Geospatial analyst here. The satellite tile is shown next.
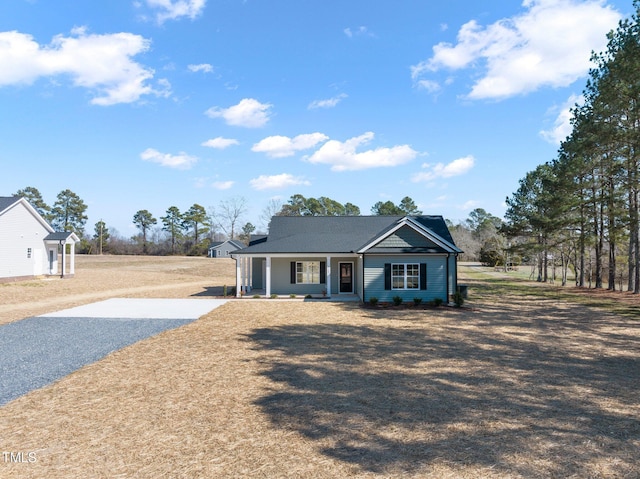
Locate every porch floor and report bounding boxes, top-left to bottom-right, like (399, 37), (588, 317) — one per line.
(237, 290), (360, 302)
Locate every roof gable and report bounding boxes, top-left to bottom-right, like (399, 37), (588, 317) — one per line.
(357, 216), (461, 254)
(0, 196), (55, 234)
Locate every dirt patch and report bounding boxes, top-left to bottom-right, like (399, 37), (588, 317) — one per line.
(1, 257), (639, 478)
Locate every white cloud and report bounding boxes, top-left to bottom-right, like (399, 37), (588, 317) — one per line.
(344, 26), (374, 38)
(252, 133), (329, 158)
(142, 0), (206, 24)
(201, 137), (239, 149)
(306, 132), (417, 171)
(249, 173), (311, 190)
(212, 180), (234, 190)
(205, 98), (272, 128)
(0, 29), (167, 105)
(412, 155), (475, 182)
(412, 0), (621, 100)
(540, 93), (583, 144)
(308, 93), (348, 109)
(188, 63), (213, 73)
(141, 148), (197, 169)
(460, 200), (480, 210)
(415, 80), (441, 94)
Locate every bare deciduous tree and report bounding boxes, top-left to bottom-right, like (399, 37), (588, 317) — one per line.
(260, 198), (283, 231)
(210, 196), (247, 239)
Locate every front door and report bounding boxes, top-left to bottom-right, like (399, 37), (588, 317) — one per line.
(339, 262), (353, 293)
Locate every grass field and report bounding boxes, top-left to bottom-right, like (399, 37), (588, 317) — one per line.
(1, 256), (639, 478)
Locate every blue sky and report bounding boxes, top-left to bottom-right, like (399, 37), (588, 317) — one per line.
(0, 0), (630, 237)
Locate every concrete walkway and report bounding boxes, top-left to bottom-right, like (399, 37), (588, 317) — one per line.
(0, 298), (227, 406)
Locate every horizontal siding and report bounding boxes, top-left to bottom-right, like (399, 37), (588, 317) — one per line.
(363, 254), (448, 303)
(270, 257), (326, 295)
(0, 203), (51, 279)
(265, 256), (359, 296)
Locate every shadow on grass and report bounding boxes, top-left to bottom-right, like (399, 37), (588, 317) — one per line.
(247, 299), (640, 477)
(191, 286), (225, 297)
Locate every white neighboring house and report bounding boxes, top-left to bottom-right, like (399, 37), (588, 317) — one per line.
(0, 196), (80, 282)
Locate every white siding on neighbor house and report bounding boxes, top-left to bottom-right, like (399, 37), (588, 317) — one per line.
(363, 254), (448, 303)
(0, 203), (51, 279)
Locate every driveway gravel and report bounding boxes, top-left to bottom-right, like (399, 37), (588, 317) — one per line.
(0, 298), (227, 406)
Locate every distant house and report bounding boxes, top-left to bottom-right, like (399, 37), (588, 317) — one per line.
(231, 215), (462, 302)
(208, 239), (244, 258)
(0, 196), (79, 282)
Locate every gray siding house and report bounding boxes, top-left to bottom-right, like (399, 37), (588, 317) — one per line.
(208, 239), (244, 258)
(231, 215), (462, 302)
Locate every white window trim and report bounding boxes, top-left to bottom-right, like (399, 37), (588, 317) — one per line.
(391, 263), (420, 290)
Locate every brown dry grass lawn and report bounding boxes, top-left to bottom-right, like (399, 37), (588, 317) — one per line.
(1, 256), (639, 478)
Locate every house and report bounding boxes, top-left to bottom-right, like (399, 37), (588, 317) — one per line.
(0, 196), (79, 282)
(231, 215), (462, 302)
(208, 239), (244, 258)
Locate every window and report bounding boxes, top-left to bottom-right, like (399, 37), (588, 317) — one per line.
(27, 248), (32, 259)
(392, 263), (420, 289)
(296, 261), (320, 284)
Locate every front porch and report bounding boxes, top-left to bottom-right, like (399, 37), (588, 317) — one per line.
(44, 232), (80, 278)
(234, 254), (363, 301)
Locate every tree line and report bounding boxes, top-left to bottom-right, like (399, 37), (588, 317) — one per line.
(503, 2), (640, 291)
(17, 187), (493, 257)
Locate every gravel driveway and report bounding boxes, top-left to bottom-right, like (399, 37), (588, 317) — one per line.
(0, 298), (227, 406)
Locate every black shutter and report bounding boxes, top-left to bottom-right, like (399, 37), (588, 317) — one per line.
(320, 261), (326, 284)
(384, 263), (391, 290)
(420, 263), (427, 290)
(291, 261), (297, 284)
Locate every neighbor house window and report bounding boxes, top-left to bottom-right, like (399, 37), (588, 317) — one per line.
(27, 248), (32, 259)
(296, 261), (320, 284)
(392, 263), (420, 289)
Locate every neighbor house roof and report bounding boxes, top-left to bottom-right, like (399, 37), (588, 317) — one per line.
(209, 239), (244, 250)
(232, 215), (461, 255)
(0, 196), (21, 213)
(44, 232), (80, 243)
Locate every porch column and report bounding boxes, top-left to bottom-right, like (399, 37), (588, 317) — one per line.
(69, 242), (75, 275)
(236, 257), (242, 297)
(246, 257), (252, 293)
(265, 256), (272, 297)
(326, 256), (331, 298)
(242, 258), (251, 294)
(60, 242), (66, 278)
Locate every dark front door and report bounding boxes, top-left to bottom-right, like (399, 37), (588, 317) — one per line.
(339, 262), (353, 293)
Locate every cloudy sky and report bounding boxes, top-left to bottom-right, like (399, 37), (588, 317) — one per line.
(0, 0), (629, 235)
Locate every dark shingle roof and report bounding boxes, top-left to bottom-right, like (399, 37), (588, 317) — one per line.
(234, 215), (459, 255)
(0, 196), (20, 213)
(44, 232), (75, 241)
